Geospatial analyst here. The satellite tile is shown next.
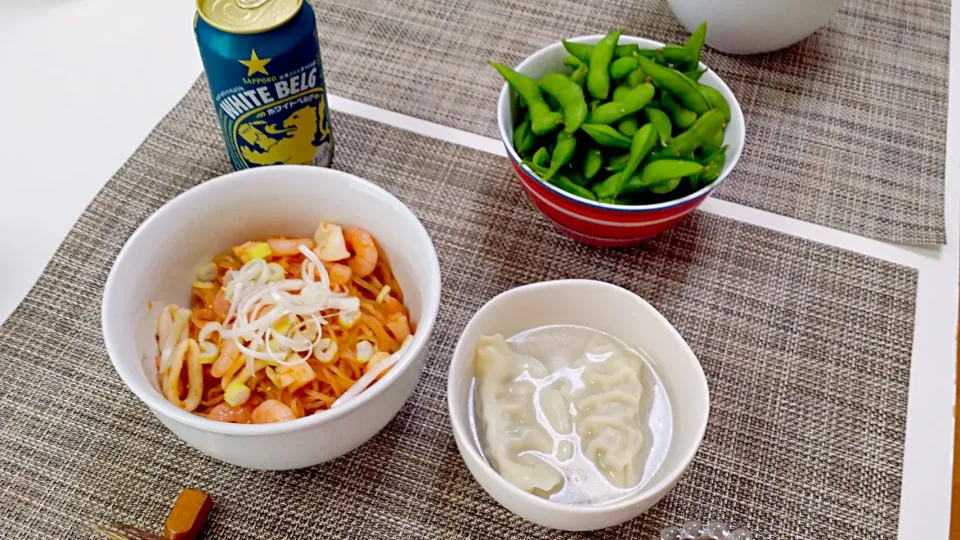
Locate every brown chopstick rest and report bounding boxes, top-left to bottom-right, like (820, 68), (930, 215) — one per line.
(163, 489), (214, 540)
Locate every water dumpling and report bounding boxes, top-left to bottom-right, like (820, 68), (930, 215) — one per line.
(573, 336), (647, 489)
(474, 335), (563, 494)
(473, 327), (660, 503)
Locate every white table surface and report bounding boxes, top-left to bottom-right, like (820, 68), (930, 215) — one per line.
(0, 1), (957, 537)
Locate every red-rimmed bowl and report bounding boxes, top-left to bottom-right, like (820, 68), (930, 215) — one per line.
(496, 35), (745, 247)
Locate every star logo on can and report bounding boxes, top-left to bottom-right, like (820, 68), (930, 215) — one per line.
(239, 49), (271, 76)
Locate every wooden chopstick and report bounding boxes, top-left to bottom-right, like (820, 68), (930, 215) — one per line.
(90, 522), (164, 540)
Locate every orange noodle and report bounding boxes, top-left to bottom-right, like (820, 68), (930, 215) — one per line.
(154, 221), (414, 424)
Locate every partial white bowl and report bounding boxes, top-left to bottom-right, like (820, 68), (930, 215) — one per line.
(447, 280), (709, 531)
(103, 165), (441, 470)
(668, 0), (845, 54)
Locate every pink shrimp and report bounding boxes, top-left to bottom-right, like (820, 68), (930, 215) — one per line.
(267, 237), (315, 256)
(212, 288), (231, 320)
(385, 313), (411, 342)
(206, 402), (254, 423)
(343, 228), (378, 278)
(251, 399), (297, 423)
(210, 339), (240, 377)
(381, 296), (407, 317)
(323, 261), (352, 286)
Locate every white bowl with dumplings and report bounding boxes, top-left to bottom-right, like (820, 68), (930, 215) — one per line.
(102, 165), (441, 470)
(447, 280), (709, 531)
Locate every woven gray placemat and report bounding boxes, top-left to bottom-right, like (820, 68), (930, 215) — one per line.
(309, 0), (948, 244)
(0, 79), (916, 539)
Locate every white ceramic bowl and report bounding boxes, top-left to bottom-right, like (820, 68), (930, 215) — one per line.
(103, 165), (441, 470)
(668, 0), (845, 54)
(447, 280), (709, 531)
(496, 35), (745, 246)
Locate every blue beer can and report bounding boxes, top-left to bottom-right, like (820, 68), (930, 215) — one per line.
(194, 0), (333, 170)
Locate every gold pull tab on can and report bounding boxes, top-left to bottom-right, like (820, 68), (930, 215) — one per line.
(198, 0), (302, 34)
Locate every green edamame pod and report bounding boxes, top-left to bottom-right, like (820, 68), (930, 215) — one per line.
(617, 116), (639, 137)
(649, 176), (683, 194)
(587, 29), (621, 100)
(583, 148), (604, 180)
(564, 42), (640, 63)
(622, 160), (704, 194)
(588, 99), (602, 111)
(562, 40), (594, 63)
(552, 174), (597, 200)
(683, 69), (706, 81)
(586, 83), (655, 124)
(615, 124), (657, 197)
(591, 172), (622, 202)
(610, 57), (639, 80)
(570, 63), (588, 85)
(654, 110), (725, 159)
(701, 128), (724, 154)
(645, 107), (672, 145)
(660, 45), (695, 66)
(636, 56), (711, 115)
(605, 153), (630, 172)
(697, 84), (731, 122)
(660, 93), (697, 130)
(522, 159), (549, 178)
(490, 62), (563, 135)
(543, 132), (577, 181)
(635, 48), (665, 64)
(612, 84), (632, 103)
(566, 169), (589, 186)
(513, 119), (535, 155)
(621, 124), (657, 179)
(625, 67), (647, 88)
(581, 124), (633, 148)
(593, 124), (657, 200)
(698, 147), (727, 185)
(615, 43), (641, 58)
(563, 55), (583, 69)
(538, 73), (588, 134)
(532, 147), (549, 168)
(683, 21), (707, 72)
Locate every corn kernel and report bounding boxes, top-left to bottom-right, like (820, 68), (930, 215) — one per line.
(236, 241), (272, 263)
